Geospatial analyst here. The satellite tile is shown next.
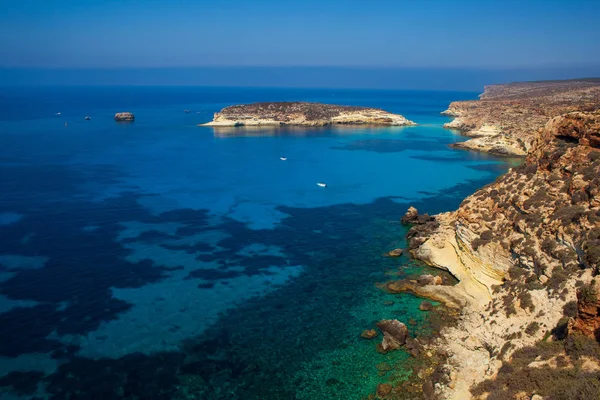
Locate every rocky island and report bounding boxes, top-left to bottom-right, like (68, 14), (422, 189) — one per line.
(200, 101), (416, 127)
(387, 79), (600, 399)
(442, 79), (600, 156)
(114, 112), (135, 122)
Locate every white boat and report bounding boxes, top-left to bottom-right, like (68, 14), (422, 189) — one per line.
(317, 182), (327, 187)
(280, 157), (287, 161)
(85, 116), (91, 120)
(184, 109), (190, 113)
(56, 112), (61, 116)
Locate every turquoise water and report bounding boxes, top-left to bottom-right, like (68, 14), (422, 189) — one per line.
(0, 87), (510, 399)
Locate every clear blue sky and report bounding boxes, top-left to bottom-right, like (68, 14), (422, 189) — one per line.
(1, 0), (599, 69)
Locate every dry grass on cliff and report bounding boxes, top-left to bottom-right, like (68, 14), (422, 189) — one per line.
(471, 334), (600, 400)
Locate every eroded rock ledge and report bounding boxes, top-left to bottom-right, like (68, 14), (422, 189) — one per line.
(442, 79), (600, 156)
(200, 101), (417, 127)
(407, 110), (600, 399)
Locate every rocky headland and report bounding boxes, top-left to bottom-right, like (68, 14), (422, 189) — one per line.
(442, 79), (600, 156)
(383, 80), (600, 400)
(200, 101), (416, 127)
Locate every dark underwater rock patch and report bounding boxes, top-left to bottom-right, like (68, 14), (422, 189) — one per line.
(0, 370), (44, 396)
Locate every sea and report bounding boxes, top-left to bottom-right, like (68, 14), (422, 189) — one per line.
(0, 86), (516, 399)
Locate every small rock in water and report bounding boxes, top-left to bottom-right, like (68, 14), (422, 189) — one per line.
(385, 248), (403, 257)
(114, 112), (135, 122)
(408, 318), (417, 326)
(375, 362), (392, 372)
(376, 383), (393, 398)
(419, 301), (433, 311)
(360, 329), (378, 339)
(376, 319), (408, 352)
(383, 300), (395, 306)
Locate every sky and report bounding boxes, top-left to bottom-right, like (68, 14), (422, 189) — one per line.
(0, 0), (599, 88)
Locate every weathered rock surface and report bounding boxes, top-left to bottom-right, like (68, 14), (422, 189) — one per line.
(114, 112), (135, 121)
(376, 319), (408, 352)
(360, 329), (378, 339)
(384, 248), (403, 257)
(419, 300), (433, 311)
(569, 279), (600, 339)
(408, 103), (600, 398)
(201, 102), (417, 127)
(442, 79), (600, 156)
(376, 383), (393, 398)
(401, 206), (434, 225)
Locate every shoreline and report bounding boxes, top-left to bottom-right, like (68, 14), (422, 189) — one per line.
(392, 80), (600, 399)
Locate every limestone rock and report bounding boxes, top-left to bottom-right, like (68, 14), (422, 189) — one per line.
(417, 274), (443, 286)
(385, 248), (403, 257)
(114, 112), (135, 122)
(419, 300), (433, 311)
(360, 329), (378, 340)
(376, 319), (408, 352)
(376, 383), (392, 398)
(442, 80), (600, 156)
(569, 279), (600, 339)
(401, 206), (419, 223)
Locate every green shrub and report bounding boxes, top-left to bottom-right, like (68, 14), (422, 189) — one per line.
(525, 321), (541, 335)
(518, 292), (535, 312)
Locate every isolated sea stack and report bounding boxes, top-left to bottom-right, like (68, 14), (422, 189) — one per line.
(200, 101), (416, 127)
(114, 112), (135, 122)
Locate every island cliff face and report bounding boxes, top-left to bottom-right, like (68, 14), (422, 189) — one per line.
(404, 82), (600, 399)
(442, 79), (600, 156)
(201, 102), (416, 127)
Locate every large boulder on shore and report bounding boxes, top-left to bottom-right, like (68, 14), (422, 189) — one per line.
(401, 206), (433, 225)
(115, 112), (135, 122)
(376, 319), (408, 352)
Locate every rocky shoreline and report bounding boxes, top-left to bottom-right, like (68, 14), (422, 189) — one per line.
(442, 79), (600, 157)
(385, 80), (600, 399)
(201, 101), (417, 127)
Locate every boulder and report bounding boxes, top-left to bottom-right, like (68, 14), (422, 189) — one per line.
(417, 274), (443, 286)
(405, 337), (421, 358)
(568, 280), (600, 339)
(385, 248), (403, 257)
(376, 319), (408, 352)
(401, 206), (419, 224)
(376, 383), (392, 398)
(360, 329), (378, 339)
(419, 301), (434, 311)
(114, 112), (135, 122)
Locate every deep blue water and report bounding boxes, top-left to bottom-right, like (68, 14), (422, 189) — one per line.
(0, 87), (513, 399)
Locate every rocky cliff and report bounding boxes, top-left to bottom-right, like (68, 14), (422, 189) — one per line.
(201, 102), (416, 127)
(442, 79), (600, 156)
(407, 109), (600, 399)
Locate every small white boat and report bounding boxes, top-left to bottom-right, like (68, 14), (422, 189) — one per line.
(280, 157), (287, 161)
(56, 112), (62, 116)
(317, 182), (327, 188)
(184, 109), (190, 113)
(84, 116), (91, 120)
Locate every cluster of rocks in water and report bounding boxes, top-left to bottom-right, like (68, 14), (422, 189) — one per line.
(114, 112), (135, 122)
